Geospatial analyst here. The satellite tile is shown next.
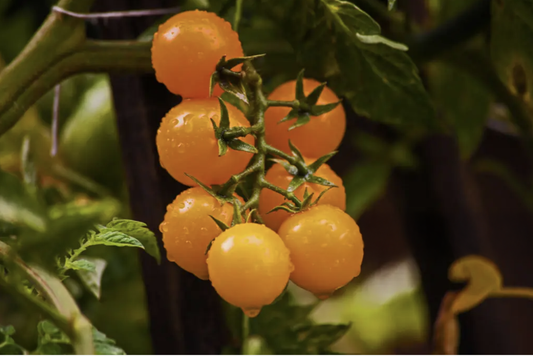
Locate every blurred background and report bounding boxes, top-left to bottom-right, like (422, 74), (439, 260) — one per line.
(1, 0), (533, 354)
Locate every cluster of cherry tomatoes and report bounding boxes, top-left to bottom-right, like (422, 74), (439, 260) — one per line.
(151, 10), (364, 317)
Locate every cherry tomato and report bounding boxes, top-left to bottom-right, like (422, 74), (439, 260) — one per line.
(151, 10), (244, 99)
(160, 187), (239, 280)
(278, 205), (364, 299)
(156, 98), (254, 186)
(207, 223), (293, 317)
(264, 78), (346, 158)
(258, 162), (346, 232)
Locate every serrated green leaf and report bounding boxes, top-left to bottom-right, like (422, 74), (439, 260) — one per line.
(287, 176), (306, 192)
(217, 98), (230, 131)
(93, 230), (144, 249)
(306, 175), (337, 187)
(288, 113), (311, 130)
(106, 219), (161, 263)
(356, 33), (408, 51)
(310, 101), (342, 116)
(306, 82), (327, 106)
(67, 259), (96, 272)
(295, 69), (306, 101)
(0, 169), (47, 232)
(76, 257), (107, 299)
(288, 140), (305, 161)
(227, 139), (258, 154)
(278, 108), (299, 124)
(307, 151), (337, 173)
(92, 328), (126, 355)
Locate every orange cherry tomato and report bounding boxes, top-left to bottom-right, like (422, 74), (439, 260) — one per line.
(151, 10), (244, 98)
(156, 98), (254, 186)
(258, 162), (346, 232)
(278, 205), (364, 299)
(160, 187), (239, 280)
(265, 78), (346, 158)
(207, 223), (293, 317)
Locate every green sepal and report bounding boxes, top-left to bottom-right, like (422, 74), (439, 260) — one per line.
(245, 209), (257, 223)
(220, 54), (266, 71)
(218, 98), (230, 130)
(209, 72), (218, 98)
(217, 69), (247, 103)
(306, 82), (327, 106)
(209, 215), (230, 232)
(270, 159), (299, 175)
(310, 100), (342, 116)
(306, 175), (337, 187)
(184, 173), (230, 205)
(295, 69), (306, 101)
(315, 186), (334, 205)
(267, 203), (300, 214)
(287, 176), (306, 193)
(278, 108), (299, 124)
(288, 113), (311, 131)
(301, 188), (315, 209)
(227, 139), (258, 154)
(288, 140), (305, 162)
(307, 151), (338, 173)
(205, 238), (215, 255)
(218, 139), (228, 156)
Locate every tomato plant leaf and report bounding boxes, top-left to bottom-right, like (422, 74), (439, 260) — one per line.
(75, 257), (107, 300)
(105, 219), (161, 264)
(344, 160), (391, 218)
(355, 33), (407, 50)
(67, 259), (96, 272)
(293, 323), (351, 351)
(388, 0), (396, 11)
(35, 320), (73, 355)
(307, 151), (337, 173)
(93, 230), (144, 249)
(92, 327), (126, 355)
(0, 325), (25, 355)
(227, 139), (259, 154)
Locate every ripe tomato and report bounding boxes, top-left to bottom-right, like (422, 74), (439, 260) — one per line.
(207, 223), (293, 317)
(151, 10), (244, 99)
(264, 78), (346, 158)
(278, 205), (364, 299)
(156, 98), (254, 186)
(160, 187), (238, 280)
(258, 161), (346, 232)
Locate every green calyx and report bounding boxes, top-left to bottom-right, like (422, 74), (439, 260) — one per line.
(268, 69), (343, 131)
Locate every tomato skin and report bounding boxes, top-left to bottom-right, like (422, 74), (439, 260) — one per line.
(206, 223), (292, 317)
(278, 205), (364, 299)
(156, 98), (254, 186)
(258, 162), (346, 232)
(151, 10), (244, 99)
(160, 187), (236, 280)
(265, 78), (346, 158)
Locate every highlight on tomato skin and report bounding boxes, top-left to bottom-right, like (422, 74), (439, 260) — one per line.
(264, 78), (346, 158)
(278, 204), (364, 300)
(151, 10), (244, 99)
(206, 223), (293, 317)
(258, 160), (346, 232)
(156, 98), (254, 186)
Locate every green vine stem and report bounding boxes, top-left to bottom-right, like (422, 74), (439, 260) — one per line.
(0, 241), (94, 354)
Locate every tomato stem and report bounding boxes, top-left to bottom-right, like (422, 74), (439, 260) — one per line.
(266, 99), (299, 108)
